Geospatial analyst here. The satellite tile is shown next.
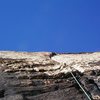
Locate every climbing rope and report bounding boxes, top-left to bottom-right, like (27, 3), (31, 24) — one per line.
(69, 67), (92, 100)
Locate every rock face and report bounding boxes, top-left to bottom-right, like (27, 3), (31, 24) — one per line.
(0, 51), (100, 100)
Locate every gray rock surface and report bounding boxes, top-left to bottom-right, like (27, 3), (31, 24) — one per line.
(0, 51), (100, 100)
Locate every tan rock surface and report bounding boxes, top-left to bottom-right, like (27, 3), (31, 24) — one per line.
(0, 51), (100, 100)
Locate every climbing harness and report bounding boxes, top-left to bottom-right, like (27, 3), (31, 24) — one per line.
(69, 67), (92, 100)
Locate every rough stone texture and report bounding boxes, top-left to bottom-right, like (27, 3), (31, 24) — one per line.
(0, 51), (100, 100)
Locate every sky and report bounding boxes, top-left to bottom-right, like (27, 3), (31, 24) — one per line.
(0, 0), (100, 53)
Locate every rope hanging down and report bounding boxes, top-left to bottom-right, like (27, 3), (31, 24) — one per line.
(69, 67), (92, 100)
